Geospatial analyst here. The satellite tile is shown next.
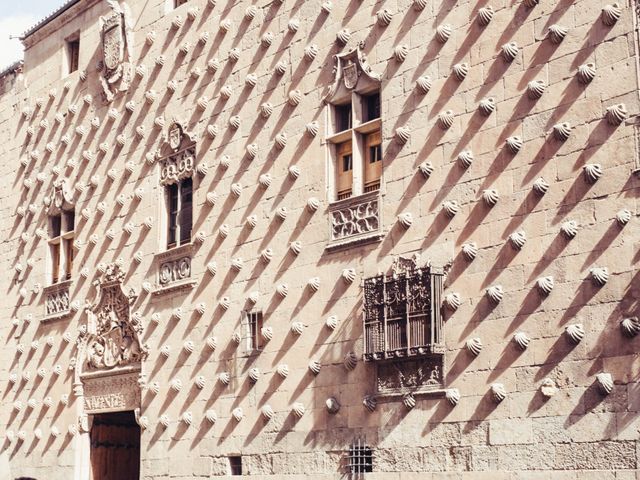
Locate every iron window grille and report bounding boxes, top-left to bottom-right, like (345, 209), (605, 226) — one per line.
(347, 438), (373, 476)
(363, 257), (444, 361)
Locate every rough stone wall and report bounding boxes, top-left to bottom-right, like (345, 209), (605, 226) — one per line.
(1, 0), (639, 478)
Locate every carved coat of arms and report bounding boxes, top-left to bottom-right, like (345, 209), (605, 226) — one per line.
(78, 264), (147, 374)
(100, 1), (133, 102)
(156, 121), (198, 186)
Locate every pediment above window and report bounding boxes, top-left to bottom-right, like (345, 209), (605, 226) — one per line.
(44, 178), (74, 215)
(156, 120), (197, 186)
(324, 44), (382, 104)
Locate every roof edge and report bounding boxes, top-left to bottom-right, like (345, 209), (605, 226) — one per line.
(0, 60), (24, 79)
(20, 0), (82, 41)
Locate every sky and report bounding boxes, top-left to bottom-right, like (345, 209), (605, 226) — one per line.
(0, 0), (65, 70)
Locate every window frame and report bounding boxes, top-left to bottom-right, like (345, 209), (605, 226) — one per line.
(326, 87), (382, 203)
(241, 310), (263, 354)
(47, 210), (75, 285)
(64, 32), (80, 76)
(164, 177), (193, 250)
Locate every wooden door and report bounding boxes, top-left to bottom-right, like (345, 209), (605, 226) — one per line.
(90, 411), (140, 480)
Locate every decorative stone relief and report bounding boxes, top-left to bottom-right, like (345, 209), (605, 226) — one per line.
(565, 323), (585, 344)
(329, 192), (381, 245)
(621, 317), (640, 337)
(99, 1), (133, 102)
(324, 45), (382, 104)
(156, 121), (197, 186)
(596, 373), (613, 395)
(43, 281), (72, 320)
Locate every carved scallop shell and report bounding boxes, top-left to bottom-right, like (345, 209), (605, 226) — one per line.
(220, 85), (233, 99)
(218, 372), (231, 385)
(565, 323), (585, 344)
(336, 29), (351, 45)
(491, 383), (506, 403)
(509, 230), (527, 250)
(206, 336), (217, 350)
(596, 372), (613, 395)
(537, 276), (554, 295)
(583, 163), (602, 183)
(228, 48), (240, 62)
(232, 408), (243, 422)
(458, 149), (474, 168)
(462, 242), (478, 261)
(342, 268), (357, 283)
(466, 337), (483, 356)
(524, 0), (539, 7)
(230, 257), (243, 271)
(553, 122), (571, 141)
(377, 8), (393, 26)
(479, 97), (496, 116)
(486, 285), (504, 304)
(261, 405), (274, 420)
(275, 60), (287, 75)
(292, 403), (306, 418)
(395, 126), (410, 144)
(438, 110), (454, 129)
(606, 103), (627, 125)
(416, 75), (432, 94)
(436, 24), (452, 43)
(304, 277), (319, 293)
(276, 284), (289, 298)
(445, 388), (460, 406)
(403, 393), (416, 409)
(548, 24), (568, 44)
(325, 315), (338, 330)
(453, 62), (469, 81)
(445, 292), (461, 311)
(413, 0), (428, 9)
(561, 220), (579, 239)
(251, 327), (268, 347)
(307, 197), (321, 212)
(288, 18), (300, 33)
(590, 267), (609, 286)
(288, 89), (302, 106)
(477, 6), (494, 26)
(309, 360), (322, 375)
(197, 96), (209, 111)
(305, 121), (319, 137)
(305, 44), (319, 60)
(602, 3), (622, 26)
(275, 133), (288, 149)
(621, 317), (640, 337)
(261, 32), (274, 47)
(248, 368), (260, 383)
(482, 189), (500, 206)
(260, 102), (274, 118)
(577, 63), (596, 84)
(344, 351), (358, 370)
(443, 200), (460, 218)
(513, 332), (531, 350)
(291, 321), (305, 336)
(290, 241), (303, 255)
(533, 177), (550, 195)
(397, 212), (414, 229)
(527, 79), (546, 99)
(261, 248), (274, 263)
(501, 42), (519, 62)
(363, 395), (377, 411)
(616, 209), (632, 226)
(231, 182), (242, 197)
(419, 161), (434, 178)
(245, 73), (258, 88)
(229, 116), (241, 129)
(394, 44), (409, 62)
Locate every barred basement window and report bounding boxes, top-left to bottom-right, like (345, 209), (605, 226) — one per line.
(347, 438), (373, 475)
(363, 256), (445, 394)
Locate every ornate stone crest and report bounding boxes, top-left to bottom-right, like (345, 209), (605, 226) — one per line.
(77, 264), (147, 376)
(156, 121), (198, 186)
(99, 1), (133, 102)
(324, 44), (382, 104)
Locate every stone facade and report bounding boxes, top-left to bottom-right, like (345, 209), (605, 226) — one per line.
(1, 0), (640, 478)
